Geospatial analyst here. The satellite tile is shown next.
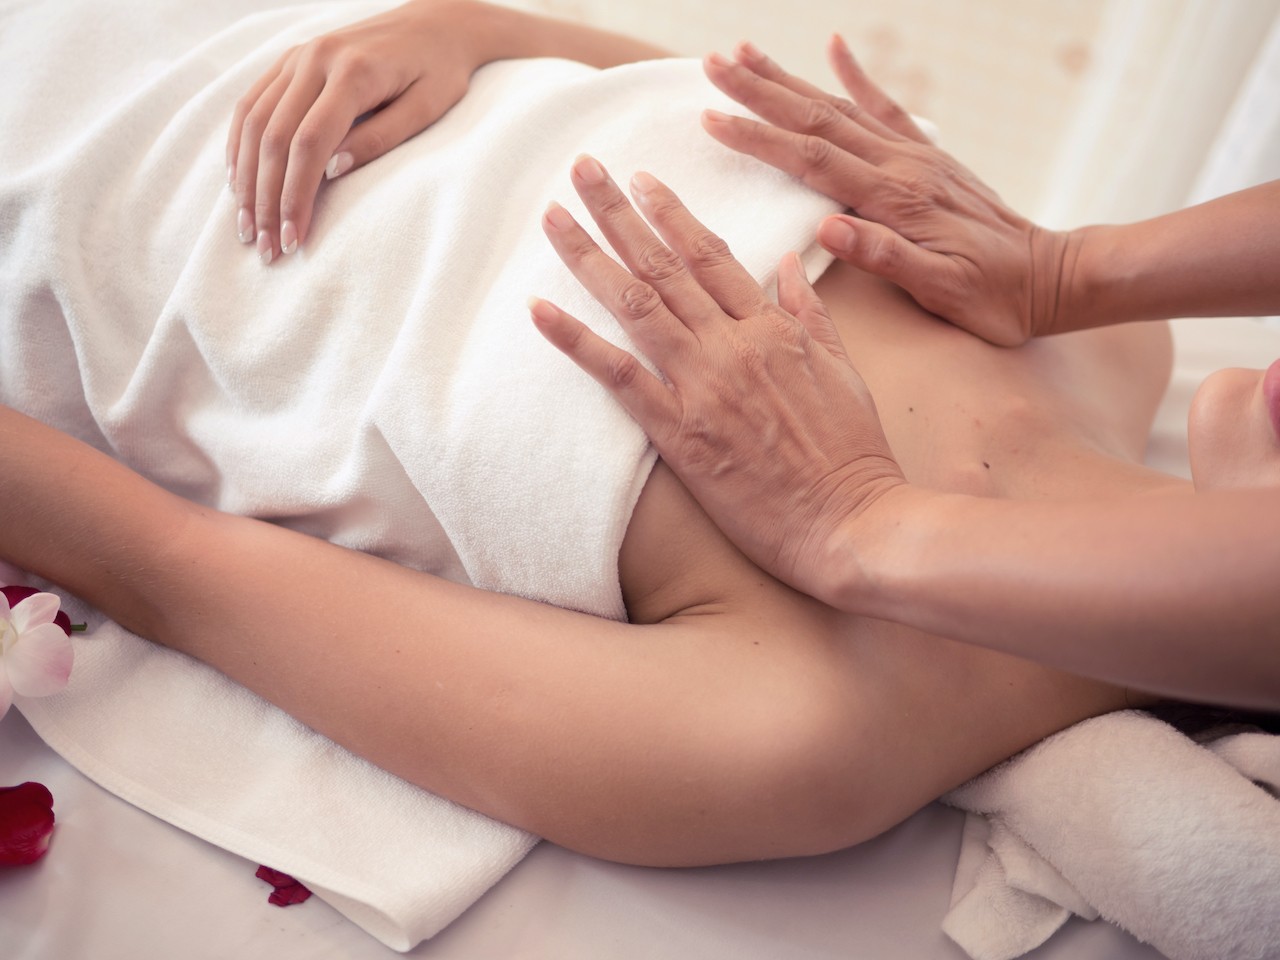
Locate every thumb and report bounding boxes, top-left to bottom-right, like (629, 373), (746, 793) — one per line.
(817, 215), (948, 299)
(777, 252), (851, 365)
(326, 83), (453, 180)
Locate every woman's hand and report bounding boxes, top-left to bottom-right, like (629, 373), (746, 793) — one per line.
(227, 0), (484, 263)
(531, 156), (906, 599)
(700, 37), (1076, 345)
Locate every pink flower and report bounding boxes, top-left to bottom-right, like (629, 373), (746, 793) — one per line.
(0, 586), (74, 720)
(0, 782), (56, 866)
(256, 865), (313, 906)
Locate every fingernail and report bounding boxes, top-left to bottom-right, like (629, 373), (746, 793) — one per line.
(739, 41), (763, 61)
(237, 208), (255, 244)
(630, 171), (659, 200)
(280, 220), (298, 255)
(573, 154), (606, 185)
(257, 231), (273, 265)
(226, 164), (235, 186)
(544, 202), (575, 232)
(706, 51), (732, 68)
(326, 151), (353, 180)
(703, 109), (731, 124)
(822, 218), (857, 253)
(528, 296), (559, 325)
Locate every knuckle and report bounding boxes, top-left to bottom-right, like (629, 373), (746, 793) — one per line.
(800, 98), (843, 136)
(798, 134), (836, 171)
(688, 230), (733, 266)
(830, 96), (861, 122)
(617, 279), (663, 321)
(240, 109), (268, 144)
(595, 189), (634, 219)
(259, 124), (290, 158)
(291, 121), (325, 155)
(604, 350), (643, 389)
(862, 233), (902, 273)
(635, 243), (684, 284)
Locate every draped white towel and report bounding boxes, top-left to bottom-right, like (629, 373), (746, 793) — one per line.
(942, 711), (1280, 960)
(0, 0), (839, 949)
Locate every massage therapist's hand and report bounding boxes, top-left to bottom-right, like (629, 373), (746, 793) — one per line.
(701, 37), (1073, 346)
(227, 0), (484, 263)
(531, 156), (907, 598)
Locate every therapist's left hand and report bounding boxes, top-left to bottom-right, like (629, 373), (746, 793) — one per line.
(532, 156), (906, 597)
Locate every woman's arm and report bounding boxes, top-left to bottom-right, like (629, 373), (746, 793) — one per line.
(536, 161), (1280, 710)
(231, 0), (668, 261)
(829, 486), (1280, 709)
(699, 39), (1280, 344)
(0, 404), (862, 865)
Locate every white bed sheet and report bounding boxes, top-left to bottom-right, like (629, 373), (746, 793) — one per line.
(7, 316), (1275, 959)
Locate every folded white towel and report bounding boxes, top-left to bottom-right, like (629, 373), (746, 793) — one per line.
(942, 711), (1280, 960)
(0, 0), (838, 949)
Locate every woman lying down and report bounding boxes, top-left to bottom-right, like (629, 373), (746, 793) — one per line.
(0, 0), (1246, 881)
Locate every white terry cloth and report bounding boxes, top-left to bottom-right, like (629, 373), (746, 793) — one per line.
(0, 0), (839, 949)
(941, 711), (1280, 960)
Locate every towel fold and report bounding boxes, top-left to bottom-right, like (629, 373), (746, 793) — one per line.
(942, 711), (1280, 960)
(0, 0), (839, 949)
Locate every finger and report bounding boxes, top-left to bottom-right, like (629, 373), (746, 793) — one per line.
(700, 109), (882, 211)
(227, 48), (292, 184)
(728, 41), (905, 144)
(277, 79), (377, 252)
(817, 214), (960, 306)
(233, 69), (292, 250)
(569, 155), (725, 333)
(776, 252), (851, 365)
(329, 79), (452, 180)
(540, 200), (698, 366)
(254, 67), (327, 263)
(827, 34), (929, 144)
(627, 171), (771, 321)
(703, 52), (893, 164)
(530, 297), (680, 439)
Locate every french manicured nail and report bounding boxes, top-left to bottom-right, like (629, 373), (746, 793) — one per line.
(822, 218), (857, 253)
(573, 155), (606, 185)
(257, 231), (273, 265)
(326, 151), (353, 180)
(706, 51), (732, 68)
(630, 171), (659, 200)
(703, 109), (731, 124)
(237, 208), (255, 244)
(280, 220), (298, 255)
(544, 202), (575, 232)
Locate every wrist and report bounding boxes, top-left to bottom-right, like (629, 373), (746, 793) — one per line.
(815, 481), (935, 616)
(1028, 223), (1086, 337)
(1051, 223), (1144, 333)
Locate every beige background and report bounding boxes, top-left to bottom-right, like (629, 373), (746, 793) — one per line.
(526, 0), (1280, 230)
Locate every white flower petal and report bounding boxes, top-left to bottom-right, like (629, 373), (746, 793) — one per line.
(0, 671), (12, 720)
(6, 622), (73, 697)
(0, 591), (10, 619)
(10, 593), (61, 632)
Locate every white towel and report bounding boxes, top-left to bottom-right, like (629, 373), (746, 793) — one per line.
(942, 711), (1280, 960)
(0, 0), (839, 949)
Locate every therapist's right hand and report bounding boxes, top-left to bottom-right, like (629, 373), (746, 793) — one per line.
(701, 37), (1073, 346)
(227, 0), (483, 263)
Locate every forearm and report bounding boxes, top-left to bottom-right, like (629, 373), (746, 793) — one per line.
(460, 0), (669, 69)
(1058, 180), (1280, 332)
(0, 407), (849, 865)
(831, 485), (1280, 708)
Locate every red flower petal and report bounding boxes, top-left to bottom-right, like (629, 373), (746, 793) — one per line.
(255, 864), (313, 906)
(0, 782), (56, 867)
(1, 586), (71, 636)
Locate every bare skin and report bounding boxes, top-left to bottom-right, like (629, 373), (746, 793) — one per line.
(0, 249), (1169, 867)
